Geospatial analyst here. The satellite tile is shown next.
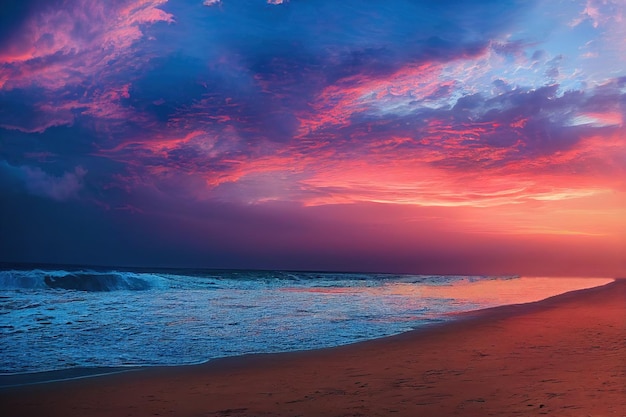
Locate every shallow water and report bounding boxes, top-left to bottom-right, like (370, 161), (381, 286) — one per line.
(0, 268), (612, 374)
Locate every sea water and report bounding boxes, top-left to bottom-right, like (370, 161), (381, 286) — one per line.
(0, 266), (612, 374)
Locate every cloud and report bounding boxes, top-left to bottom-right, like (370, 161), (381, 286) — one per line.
(0, 0), (531, 137)
(569, 0), (624, 28)
(0, 0), (173, 89)
(0, 161), (87, 201)
(1, 4), (624, 210)
(94, 71), (625, 213)
(0, 0), (174, 133)
(0, 0), (624, 275)
(0, 92), (75, 133)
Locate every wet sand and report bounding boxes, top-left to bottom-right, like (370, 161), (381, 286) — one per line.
(2, 279), (625, 417)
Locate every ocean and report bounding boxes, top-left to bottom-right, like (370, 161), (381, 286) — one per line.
(0, 265), (612, 375)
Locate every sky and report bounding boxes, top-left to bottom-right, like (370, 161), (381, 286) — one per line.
(0, 0), (624, 276)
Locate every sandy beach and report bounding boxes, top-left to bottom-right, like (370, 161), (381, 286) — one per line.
(2, 279), (624, 417)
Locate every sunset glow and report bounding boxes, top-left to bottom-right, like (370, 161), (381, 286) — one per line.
(1, 0), (624, 275)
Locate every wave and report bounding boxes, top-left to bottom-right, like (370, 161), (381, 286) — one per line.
(0, 268), (515, 292)
(0, 270), (169, 292)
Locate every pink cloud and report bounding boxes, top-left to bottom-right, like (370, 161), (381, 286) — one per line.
(0, 0), (173, 132)
(99, 117), (625, 229)
(296, 62), (447, 136)
(104, 130), (211, 155)
(569, 111), (623, 127)
(569, 0), (623, 28)
(0, 0), (173, 91)
(0, 83), (146, 133)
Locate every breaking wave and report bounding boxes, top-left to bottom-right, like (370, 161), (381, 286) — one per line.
(0, 270), (171, 292)
(0, 268), (495, 292)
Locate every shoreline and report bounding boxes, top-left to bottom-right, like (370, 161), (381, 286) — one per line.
(2, 278), (624, 416)
(0, 278), (618, 389)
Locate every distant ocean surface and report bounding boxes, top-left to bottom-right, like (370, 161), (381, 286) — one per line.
(0, 265), (613, 375)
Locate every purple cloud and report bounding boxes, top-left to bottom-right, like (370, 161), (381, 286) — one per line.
(0, 0), (624, 274)
(1, 161), (87, 201)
